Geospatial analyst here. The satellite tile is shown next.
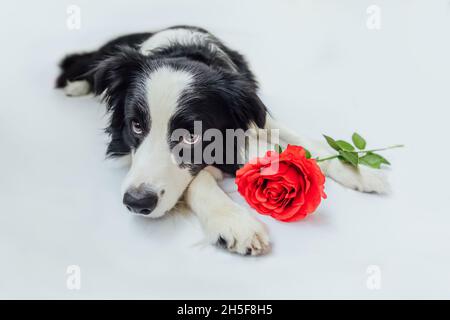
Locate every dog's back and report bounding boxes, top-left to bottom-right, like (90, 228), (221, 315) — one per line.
(56, 26), (255, 96)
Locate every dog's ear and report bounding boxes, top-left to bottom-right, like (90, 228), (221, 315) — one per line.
(92, 47), (146, 158)
(92, 46), (145, 109)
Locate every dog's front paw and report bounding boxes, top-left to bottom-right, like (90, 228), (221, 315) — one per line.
(205, 211), (270, 256)
(324, 160), (390, 194)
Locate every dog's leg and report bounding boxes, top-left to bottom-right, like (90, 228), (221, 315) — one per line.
(185, 167), (270, 256)
(56, 52), (96, 96)
(265, 115), (389, 193)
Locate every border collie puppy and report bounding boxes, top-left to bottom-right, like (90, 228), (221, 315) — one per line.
(56, 26), (388, 256)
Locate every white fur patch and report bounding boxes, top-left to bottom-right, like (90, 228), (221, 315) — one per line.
(140, 27), (237, 71)
(323, 161), (390, 193)
(64, 80), (90, 96)
(121, 66), (195, 218)
(186, 169), (270, 256)
(140, 28), (211, 55)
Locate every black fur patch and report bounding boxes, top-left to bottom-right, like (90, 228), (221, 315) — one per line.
(56, 26), (267, 175)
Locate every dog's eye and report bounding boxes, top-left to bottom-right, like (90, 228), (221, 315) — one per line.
(131, 120), (143, 135)
(182, 133), (201, 145)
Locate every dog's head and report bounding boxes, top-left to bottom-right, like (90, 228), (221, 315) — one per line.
(93, 48), (266, 217)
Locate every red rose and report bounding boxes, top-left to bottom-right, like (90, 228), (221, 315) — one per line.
(235, 145), (327, 222)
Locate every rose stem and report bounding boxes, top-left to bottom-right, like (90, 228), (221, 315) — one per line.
(315, 144), (404, 162)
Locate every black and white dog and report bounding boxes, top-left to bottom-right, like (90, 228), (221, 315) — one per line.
(56, 26), (387, 255)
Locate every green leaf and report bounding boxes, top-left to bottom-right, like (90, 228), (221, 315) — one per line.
(359, 156), (380, 169)
(338, 156), (351, 165)
(371, 152), (390, 165)
(304, 148), (312, 159)
(339, 150), (359, 167)
(336, 140), (355, 151)
(352, 132), (366, 150)
(274, 144), (283, 154)
(323, 135), (341, 151)
(360, 152), (390, 169)
(359, 152), (390, 169)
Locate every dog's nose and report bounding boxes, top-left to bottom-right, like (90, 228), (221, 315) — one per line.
(123, 189), (158, 215)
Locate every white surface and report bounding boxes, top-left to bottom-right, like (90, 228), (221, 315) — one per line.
(1, 0), (449, 299)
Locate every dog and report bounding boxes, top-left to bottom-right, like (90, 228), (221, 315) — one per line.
(56, 25), (388, 256)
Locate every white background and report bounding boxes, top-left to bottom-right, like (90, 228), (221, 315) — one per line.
(1, 0), (449, 299)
